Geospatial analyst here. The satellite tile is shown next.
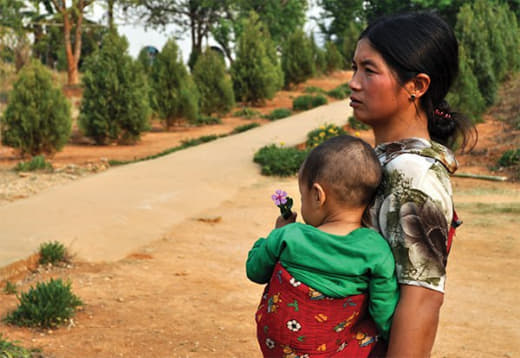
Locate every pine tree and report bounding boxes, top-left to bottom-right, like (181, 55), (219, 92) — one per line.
(192, 49), (235, 115)
(447, 44), (486, 121)
(282, 29), (315, 87)
(150, 39), (200, 128)
(79, 31), (150, 145)
(324, 41), (343, 74)
(498, 3), (520, 73)
(310, 32), (327, 74)
(341, 22), (361, 67)
(455, 2), (498, 106)
(1, 60), (71, 156)
(231, 12), (283, 104)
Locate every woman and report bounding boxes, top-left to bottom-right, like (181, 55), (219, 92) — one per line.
(349, 12), (477, 357)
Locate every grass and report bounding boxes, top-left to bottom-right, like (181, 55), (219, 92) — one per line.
(3, 281), (17, 295)
(3, 278), (82, 328)
(264, 108), (292, 121)
(14, 156), (53, 172)
(0, 334), (34, 358)
(456, 202), (520, 215)
(253, 144), (309, 177)
(39, 241), (67, 265)
(232, 107), (262, 119)
(192, 115), (222, 126)
(232, 123), (260, 134)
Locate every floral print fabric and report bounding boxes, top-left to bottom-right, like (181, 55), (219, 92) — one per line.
(256, 262), (385, 357)
(363, 138), (457, 293)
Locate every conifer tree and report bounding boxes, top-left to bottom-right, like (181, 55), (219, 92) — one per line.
(192, 49), (235, 115)
(324, 41), (343, 73)
(498, 3), (520, 73)
(1, 60), (71, 156)
(281, 29), (315, 87)
(79, 31), (150, 145)
(341, 22), (361, 66)
(150, 39), (200, 128)
(231, 12), (283, 104)
(310, 32), (327, 74)
(455, 3), (497, 106)
(447, 44), (486, 121)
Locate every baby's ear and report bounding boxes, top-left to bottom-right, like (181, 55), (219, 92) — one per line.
(312, 183), (327, 207)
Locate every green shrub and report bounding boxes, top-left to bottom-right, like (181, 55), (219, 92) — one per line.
(150, 39), (199, 128)
(306, 123), (347, 148)
(4, 278), (82, 328)
(341, 22), (361, 67)
(0, 334), (32, 358)
(254, 144), (308, 176)
(80, 31), (150, 145)
(498, 149), (520, 167)
(3, 281), (17, 295)
(193, 115), (222, 126)
(292, 95), (328, 111)
(193, 49), (235, 115)
(326, 88), (347, 99)
(303, 86), (326, 94)
(232, 123), (260, 134)
(39, 241), (66, 265)
(310, 32), (327, 74)
(14, 155), (53, 172)
(1, 60), (71, 156)
(265, 108), (292, 121)
(282, 29), (315, 86)
(231, 12), (283, 104)
(232, 107), (262, 119)
(348, 116), (370, 130)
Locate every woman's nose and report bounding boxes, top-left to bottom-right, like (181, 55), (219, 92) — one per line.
(348, 72), (361, 91)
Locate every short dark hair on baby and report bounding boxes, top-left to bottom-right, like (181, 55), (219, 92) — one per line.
(300, 135), (382, 207)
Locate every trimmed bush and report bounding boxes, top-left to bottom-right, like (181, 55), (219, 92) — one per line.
(306, 124), (347, 148)
(282, 29), (315, 86)
(80, 31), (150, 145)
(4, 278), (82, 328)
(292, 95), (328, 111)
(14, 155), (53, 172)
(265, 108), (292, 121)
(39, 241), (67, 265)
(254, 144), (308, 176)
(3, 281), (17, 295)
(192, 49), (235, 115)
(232, 123), (260, 134)
(150, 39), (200, 128)
(1, 60), (71, 156)
(231, 12), (283, 104)
(304, 86), (326, 94)
(498, 149), (520, 167)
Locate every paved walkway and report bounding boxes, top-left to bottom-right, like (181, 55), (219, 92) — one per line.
(0, 101), (352, 268)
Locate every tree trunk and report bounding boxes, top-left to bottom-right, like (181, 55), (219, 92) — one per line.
(62, 12), (79, 85)
(107, 0), (115, 29)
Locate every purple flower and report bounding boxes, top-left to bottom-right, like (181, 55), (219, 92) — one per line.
(271, 189), (288, 206)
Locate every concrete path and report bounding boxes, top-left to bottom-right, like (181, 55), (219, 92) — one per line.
(0, 101), (352, 268)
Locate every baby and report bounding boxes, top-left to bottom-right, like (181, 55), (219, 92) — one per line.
(246, 135), (399, 357)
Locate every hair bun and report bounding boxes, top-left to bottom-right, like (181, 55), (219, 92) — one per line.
(429, 100), (457, 140)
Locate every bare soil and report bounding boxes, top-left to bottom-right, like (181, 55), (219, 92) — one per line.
(0, 71), (519, 357)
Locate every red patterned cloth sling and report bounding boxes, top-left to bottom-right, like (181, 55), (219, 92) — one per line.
(255, 262), (387, 358)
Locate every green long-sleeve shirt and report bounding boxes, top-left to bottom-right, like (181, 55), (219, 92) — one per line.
(246, 223), (399, 339)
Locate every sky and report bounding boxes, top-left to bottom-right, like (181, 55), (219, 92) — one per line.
(92, 3), (323, 63)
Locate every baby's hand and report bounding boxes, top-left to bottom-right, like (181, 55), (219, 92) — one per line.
(275, 212), (297, 229)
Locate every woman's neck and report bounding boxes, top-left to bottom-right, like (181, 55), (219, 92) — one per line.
(372, 110), (430, 145)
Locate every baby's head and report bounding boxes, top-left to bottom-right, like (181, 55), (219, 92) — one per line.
(298, 135), (381, 226)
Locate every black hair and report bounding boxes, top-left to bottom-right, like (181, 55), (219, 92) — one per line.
(300, 135), (382, 208)
(359, 12), (477, 151)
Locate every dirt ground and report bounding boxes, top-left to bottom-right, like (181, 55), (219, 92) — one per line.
(0, 71), (519, 357)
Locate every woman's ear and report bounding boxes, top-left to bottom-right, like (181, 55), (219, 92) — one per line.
(407, 73), (431, 100)
(311, 183), (327, 208)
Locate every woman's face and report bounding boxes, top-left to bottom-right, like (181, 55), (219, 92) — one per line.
(349, 38), (410, 126)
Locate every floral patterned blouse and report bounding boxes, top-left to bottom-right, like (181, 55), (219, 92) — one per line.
(363, 138), (458, 293)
